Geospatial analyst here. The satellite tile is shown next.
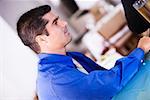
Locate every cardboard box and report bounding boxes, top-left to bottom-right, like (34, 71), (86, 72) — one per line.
(115, 31), (139, 56)
(97, 5), (126, 39)
(90, 4), (107, 21)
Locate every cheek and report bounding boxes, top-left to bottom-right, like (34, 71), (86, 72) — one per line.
(51, 31), (65, 43)
(48, 25), (61, 33)
(47, 27), (67, 43)
(49, 30), (63, 39)
(50, 27), (63, 35)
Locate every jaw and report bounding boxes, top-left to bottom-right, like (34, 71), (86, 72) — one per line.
(65, 35), (72, 46)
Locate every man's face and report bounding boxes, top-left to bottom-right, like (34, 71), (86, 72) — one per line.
(42, 11), (72, 48)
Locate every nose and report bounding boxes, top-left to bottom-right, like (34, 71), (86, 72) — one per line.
(59, 19), (68, 27)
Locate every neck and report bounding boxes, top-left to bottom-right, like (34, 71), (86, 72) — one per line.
(40, 47), (66, 55)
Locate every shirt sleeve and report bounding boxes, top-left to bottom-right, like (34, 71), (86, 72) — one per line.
(79, 48), (144, 98)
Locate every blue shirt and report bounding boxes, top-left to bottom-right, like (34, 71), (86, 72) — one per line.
(37, 48), (144, 100)
(112, 52), (150, 100)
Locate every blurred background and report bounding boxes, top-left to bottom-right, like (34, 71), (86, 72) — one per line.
(0, 0), (141, 99)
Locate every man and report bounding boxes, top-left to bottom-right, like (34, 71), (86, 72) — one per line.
(17, 5), (150, 100)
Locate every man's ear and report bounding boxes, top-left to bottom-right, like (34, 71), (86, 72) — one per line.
(35, 35), (48, 44)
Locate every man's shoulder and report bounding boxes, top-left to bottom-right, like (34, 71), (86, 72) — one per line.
(67, 51), (84, 56)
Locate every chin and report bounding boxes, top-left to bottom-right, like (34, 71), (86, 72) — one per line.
(65, 36), (72, 46)
(68, 35), (72, 43)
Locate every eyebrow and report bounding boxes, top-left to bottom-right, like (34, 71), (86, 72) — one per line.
(52, 16), (59, 24)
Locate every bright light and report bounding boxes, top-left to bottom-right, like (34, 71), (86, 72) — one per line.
(75, 0), (99, 10)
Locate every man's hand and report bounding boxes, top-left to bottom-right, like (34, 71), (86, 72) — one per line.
(137, 36), (150, 53)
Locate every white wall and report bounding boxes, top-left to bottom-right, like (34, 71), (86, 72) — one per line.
(0, 0), (50, 99)
(0, 0), (47, 31)
(0, 15), (38, 100)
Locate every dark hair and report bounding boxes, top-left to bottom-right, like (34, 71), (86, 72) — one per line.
(17, 5), (51, 54)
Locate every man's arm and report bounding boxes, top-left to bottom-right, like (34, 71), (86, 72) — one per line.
(76, 37), (150, 98)
(78, 48), (144, 98)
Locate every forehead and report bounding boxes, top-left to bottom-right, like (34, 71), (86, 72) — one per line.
(42, 11), (57, 24)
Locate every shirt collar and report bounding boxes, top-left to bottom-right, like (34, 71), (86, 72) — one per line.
(38, 52), (76, 68)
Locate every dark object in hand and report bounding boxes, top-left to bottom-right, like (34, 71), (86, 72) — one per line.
(121, 0), (150, 34)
